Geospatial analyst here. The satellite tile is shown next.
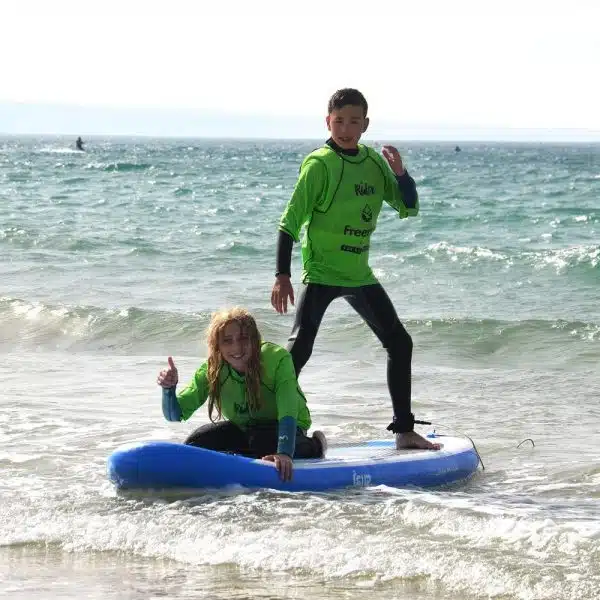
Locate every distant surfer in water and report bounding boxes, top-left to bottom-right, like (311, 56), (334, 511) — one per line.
(75, 137), (84, 151)
(271, 88), (441, 451)
(157, 307), (326, 481)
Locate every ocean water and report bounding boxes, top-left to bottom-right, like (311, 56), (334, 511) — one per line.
(1, 135), (599, 600)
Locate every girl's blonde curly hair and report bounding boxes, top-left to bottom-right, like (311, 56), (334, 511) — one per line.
(205, 307), (262, 422)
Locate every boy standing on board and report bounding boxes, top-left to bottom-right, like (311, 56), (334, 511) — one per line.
(270, 88), (439, 451)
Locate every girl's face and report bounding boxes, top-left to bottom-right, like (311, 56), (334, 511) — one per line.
(219, 322), (251, 373)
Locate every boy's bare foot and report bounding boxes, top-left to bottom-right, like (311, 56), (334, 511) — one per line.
(396, 431), (441, 451)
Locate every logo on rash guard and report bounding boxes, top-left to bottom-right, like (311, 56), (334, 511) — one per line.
(355, 182), (375, 197)
(234, 402), (250, 415)
(344, 225), (373, 237)
(341, 244), (369, 254)
(361, 204), (373, 222)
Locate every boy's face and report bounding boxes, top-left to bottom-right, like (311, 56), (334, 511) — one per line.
(326, 104), (369, 150)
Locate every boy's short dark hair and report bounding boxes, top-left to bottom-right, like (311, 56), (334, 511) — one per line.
(328, 88), (368, 117)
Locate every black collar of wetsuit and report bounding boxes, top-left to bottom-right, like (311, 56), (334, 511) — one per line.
(325, 137), (359, 157)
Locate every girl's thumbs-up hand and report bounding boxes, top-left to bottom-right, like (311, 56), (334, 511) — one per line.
(157, 356), (179, 388)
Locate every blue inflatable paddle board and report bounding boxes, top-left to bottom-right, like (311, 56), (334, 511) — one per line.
(107, 432), (480, 492)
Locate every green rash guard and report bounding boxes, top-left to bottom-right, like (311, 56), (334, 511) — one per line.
(175, 342), (311, 447)
(279, 144), (419, 286)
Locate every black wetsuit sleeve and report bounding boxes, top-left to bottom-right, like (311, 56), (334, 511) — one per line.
(275, 230), (294, 276)
(395, 172), (418, 210)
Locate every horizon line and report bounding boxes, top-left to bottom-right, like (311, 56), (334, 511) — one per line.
(1, 101), (599, 142)
(2, 132), (600, 144)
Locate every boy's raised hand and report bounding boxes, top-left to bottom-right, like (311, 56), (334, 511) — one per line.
(382, 145), (406, 176)
(271, 274), (295, 314)
(157, 356), (179, 388)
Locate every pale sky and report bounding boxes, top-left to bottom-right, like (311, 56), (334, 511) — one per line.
(1, 0), (599, 138)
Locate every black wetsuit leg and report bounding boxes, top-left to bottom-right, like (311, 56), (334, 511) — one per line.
(246, 421), (322, 458)
(344, 283), (415, 432)
(286, 283), (341, 375)
(185, 421), (321, 458)
(184, 421), (249, 452)
(292, 431), (323, 458)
